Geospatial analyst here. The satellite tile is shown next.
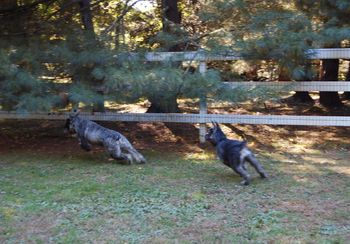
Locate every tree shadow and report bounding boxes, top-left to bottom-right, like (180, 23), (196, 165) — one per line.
(163, 122), (199, 144)
(224, 124), (276, 151)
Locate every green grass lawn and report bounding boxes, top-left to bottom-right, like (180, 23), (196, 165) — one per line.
(0, 149), (349, 243)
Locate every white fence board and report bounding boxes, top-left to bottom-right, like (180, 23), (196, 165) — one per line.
(144, 51), (243, 61)
(1, 111), (350, 127)
(225, 81), (350, 92)
(143, 48), (350, 61)
(307, 48), (350, 59)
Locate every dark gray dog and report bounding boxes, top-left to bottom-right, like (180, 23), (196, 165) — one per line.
(205, 122), (267, 185)
(65, 110), (146, 164)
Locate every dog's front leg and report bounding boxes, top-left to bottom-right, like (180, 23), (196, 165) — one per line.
(127, 147), (146, 164)
(110, 150), (133, 165)
(79, 136), (92, 151)
(104, 142), (133, 164)
(234, 165), (251, 186)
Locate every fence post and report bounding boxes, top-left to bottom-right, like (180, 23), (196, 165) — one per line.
(199, 61), (207, 143)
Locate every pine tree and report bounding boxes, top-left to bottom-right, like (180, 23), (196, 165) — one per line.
(146, 0), (182, 113)
(295, 0), (350, 107)
(2, 0), (349, 113)
(199, 0), (350, 107)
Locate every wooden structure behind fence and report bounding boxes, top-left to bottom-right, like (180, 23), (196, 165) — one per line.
(1, 48), (350, 143)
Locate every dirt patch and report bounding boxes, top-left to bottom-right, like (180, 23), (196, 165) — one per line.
(0, 120), (202, 155)
(1, 97), (350, 155)
(1, 117), (350, 157)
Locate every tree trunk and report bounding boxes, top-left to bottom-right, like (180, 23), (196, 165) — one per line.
(319, 59), (342, 107)
(79, 0), (95, 42)
(146, 95), (180, 113)
(162, 0), (182, 51)
(147, 0), (182, 113)
(342, 62), (350, 100)
(162, 0), (181, 32)
(78, 0), (105, 112)
(292, 92), (314, 103)
(279, 66), (314, 104)
(0, 0), (27, 43)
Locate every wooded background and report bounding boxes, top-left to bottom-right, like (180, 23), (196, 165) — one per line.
(1, 0), (350, 113)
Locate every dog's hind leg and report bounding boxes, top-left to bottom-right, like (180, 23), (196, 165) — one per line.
(110, 150), (133, 165)
(245, 154), (267, 179)
(234, 165), (251, 186)
(104, 142), (133, 164)
(128, 147), (146, 164)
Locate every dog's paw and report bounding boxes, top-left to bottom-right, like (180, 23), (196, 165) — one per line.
(240, 180), (250, 186)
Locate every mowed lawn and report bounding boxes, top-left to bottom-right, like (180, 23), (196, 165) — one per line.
(0, 148), (349, 243)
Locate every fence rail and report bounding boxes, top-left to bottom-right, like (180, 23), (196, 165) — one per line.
(1, 111), (350, 127)
(143, 48), (350, 61)
(225, 81), (350, 92)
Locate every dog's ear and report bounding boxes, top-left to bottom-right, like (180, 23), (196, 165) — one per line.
(212, 121), (220, 129)
(69, 109), (80, 118)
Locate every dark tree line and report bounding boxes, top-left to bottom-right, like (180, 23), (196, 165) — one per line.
(0, 0), (350, 113)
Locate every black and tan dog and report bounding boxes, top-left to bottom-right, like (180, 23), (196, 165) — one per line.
(65, 110), (146, 164)
(205, 122), (267, 185)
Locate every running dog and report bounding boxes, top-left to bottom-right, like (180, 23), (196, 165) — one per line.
(65, 110), (146, 164)
(205, 122), (267, 185)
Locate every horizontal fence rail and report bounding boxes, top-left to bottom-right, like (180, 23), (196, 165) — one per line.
(142, 48), (350, 61)
(1, 111), (350, 127)
(306, 48), (350, 59)
(225, 81), (350, 92)
(49, 81), (350, 92)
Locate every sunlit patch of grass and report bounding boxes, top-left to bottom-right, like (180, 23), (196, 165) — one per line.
(293, 164), (322, 174)
(302, 155), (338, 165)
(292, 175), (310, 183)
(330, 166), (350, 176)
(184, 151), (215, 162)
(104, 100), (147, 113)
(0, 207), (16, 221)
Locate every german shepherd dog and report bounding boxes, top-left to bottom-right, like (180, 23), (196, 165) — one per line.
(205, 122), (267, 185)
(65, 110), (146, 164)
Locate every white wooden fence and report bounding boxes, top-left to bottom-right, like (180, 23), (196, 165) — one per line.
(1, 111), (350, 126)
(1, 48), (350, 143)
